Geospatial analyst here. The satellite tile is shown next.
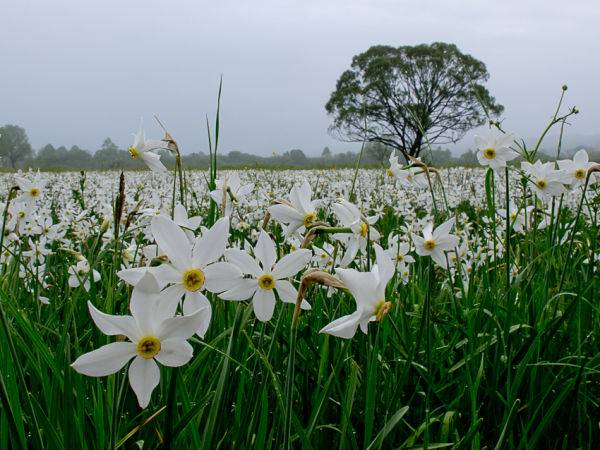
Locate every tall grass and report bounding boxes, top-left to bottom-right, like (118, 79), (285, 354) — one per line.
(0, 97), (598, 449)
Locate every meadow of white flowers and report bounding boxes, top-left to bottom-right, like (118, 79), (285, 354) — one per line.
(1, 126), (598, 448)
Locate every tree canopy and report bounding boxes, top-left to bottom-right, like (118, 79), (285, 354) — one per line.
(0, 124), (33, 168)
(326, 42), (503, 161)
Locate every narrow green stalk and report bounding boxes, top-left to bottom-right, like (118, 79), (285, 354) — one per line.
(558, 178), (590, 292)
(163, 368), (179, 449)
(426, 257), (434, 450)
(349, 102), (368, 203)
(283, 318), (298, 450)
(201, 303), (243, 449)
(171, 164), (177, 219)
(349, 141), (366, 203)
(0, 187), (44, 448)
(505, 167), (511, 292)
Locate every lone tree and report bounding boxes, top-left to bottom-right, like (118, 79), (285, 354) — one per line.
(326, 42), (503, 161)
(0, 125), (33, 168)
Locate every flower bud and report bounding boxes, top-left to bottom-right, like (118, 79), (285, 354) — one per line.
(100, 217), (111, 233)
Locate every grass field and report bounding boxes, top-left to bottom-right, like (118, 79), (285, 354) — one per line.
(0, 134), (599, 449)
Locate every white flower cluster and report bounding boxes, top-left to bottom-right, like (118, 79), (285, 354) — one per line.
(2, 130), (596, 408)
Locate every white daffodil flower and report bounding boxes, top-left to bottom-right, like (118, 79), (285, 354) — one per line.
(497, 201), (529, 233)
(557, 149), (595, 188)
(521, 160), (568, 200)
(14, 174), (45, 204)
(320, 244), (394, 339)
(210, 172), (255, 217)
(474, 133), (518, 171)
(386, 154), (401, 180)
(128, 124), (169, 173)
(220, 230), (312, 322)
(118, 216), (241, 337)
(332, 199), (380, 267)
(384, 234), (415, 267)
(68, 259), (101, 292)
(22, 237), (50, 264)
(40, 216), (66, 241)
(268, 179), (319, 237)
(397, 261), (411, 285)
(312, 242), (335, 268)
(71, 273), (210, 408)
(172, 203), (203, 241)
(400, 166), (429, 189)
(412, 218), (459, 269)
(173, 203), (202, 232)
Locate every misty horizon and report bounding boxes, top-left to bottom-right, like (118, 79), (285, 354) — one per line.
(2, 0), (599, 156)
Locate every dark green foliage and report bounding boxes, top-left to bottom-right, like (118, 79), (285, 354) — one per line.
(326, 42), (504, 161)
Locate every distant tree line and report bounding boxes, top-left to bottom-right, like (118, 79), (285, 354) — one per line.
(0, 124), (597, 171)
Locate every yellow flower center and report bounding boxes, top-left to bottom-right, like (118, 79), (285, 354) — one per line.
(136, 336), (161, 359)
(535, 179), (547, 189)
(18, 211), (26, 218)
(574, 168), (586, 180)
(386, 168), (394, 177)
(30, 187), (40, 198)
(424, 239), (436, 250)
(483, 147), (496, 159)
(182, 268), (205, 292)
(360, 222), (369, 238)
(374, 300), (392, 321)
(258, 274), (275, 290)
(395, 254), (404, 262)
(303, 212), (316, 227)
(128, 146), (140, 159)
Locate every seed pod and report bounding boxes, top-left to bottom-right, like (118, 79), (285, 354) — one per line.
(292, 269), (347, 325)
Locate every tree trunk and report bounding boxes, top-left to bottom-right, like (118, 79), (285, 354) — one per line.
(410, 131), (424, 158)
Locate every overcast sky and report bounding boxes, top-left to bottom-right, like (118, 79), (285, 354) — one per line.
(1, 0), (599, 155)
